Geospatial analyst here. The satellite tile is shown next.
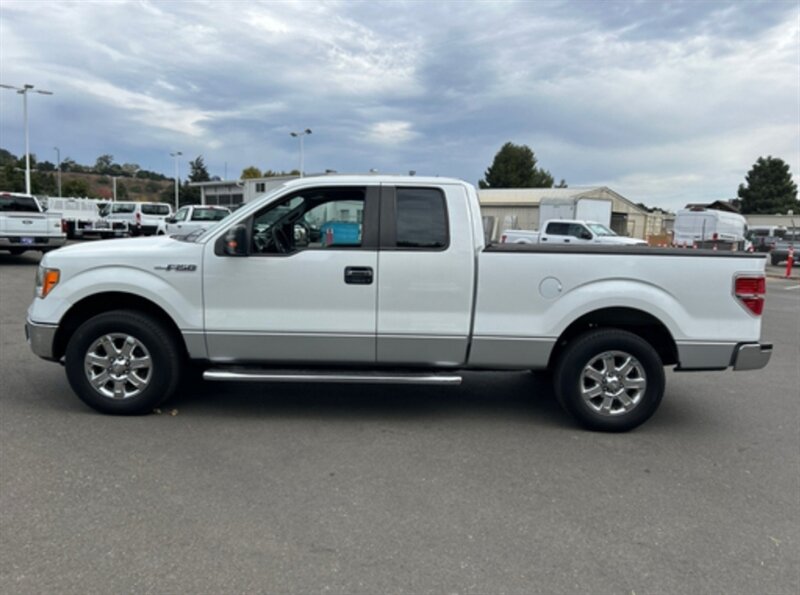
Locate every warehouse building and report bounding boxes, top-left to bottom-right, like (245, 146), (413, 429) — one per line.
(478, 186), (672, 241)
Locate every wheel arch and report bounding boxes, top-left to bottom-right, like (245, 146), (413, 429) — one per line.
(548, 306), (678, 369)
(53, 292), (187, 361)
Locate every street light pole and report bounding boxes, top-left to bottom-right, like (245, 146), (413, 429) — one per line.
(170, 151), (182, 210)
(290, 129), (312, 177)
(0, 83), (54, 195)
(53, 146), (61, 196)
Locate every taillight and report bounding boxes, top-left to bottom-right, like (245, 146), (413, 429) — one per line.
(734, 275), (766, 316)
(135, 211), (141, 226)
(61, 219), (67, 233)
(501, 234), (507, 243)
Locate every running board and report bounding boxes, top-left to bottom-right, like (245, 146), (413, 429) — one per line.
(203, 368), (462, 386)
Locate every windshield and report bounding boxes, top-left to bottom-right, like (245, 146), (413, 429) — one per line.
(587, 223), (616, 236)
(192, 183), (291, 243)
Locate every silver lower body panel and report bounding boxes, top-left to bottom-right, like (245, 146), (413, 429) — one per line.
(204, 368), (462, 385)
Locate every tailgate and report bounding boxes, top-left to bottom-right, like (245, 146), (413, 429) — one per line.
(1, 213), (54, 235)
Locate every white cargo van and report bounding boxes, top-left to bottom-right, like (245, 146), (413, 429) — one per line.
(673, 209), (748, 249)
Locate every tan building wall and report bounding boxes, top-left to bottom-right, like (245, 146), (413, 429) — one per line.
(478, 187), (672, 241)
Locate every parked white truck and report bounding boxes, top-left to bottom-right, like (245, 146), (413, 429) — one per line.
(501, 219), (647, 246)
(43, 197), (128, 239)
(25, 176), (771, 431)
(1, 192), (66, 255)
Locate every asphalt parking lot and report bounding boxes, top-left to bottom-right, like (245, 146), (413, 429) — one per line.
(1, 249), (798, 594)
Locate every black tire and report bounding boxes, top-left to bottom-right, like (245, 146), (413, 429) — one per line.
(553, 329), (665, 432)
(65, 310), (183, 415)
(7, 248), (26, 256)
(770, 254), (780, 266)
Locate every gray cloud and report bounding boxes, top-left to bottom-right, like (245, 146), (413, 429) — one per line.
(0, 0), (797, 209)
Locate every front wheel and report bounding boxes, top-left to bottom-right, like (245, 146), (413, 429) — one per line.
(65, 310), (183, 414)
(553, 329), (665, 432)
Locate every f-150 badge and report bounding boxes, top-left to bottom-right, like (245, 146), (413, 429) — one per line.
(155, 264), (197, 272)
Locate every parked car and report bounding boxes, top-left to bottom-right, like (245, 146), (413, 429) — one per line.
(0, 192), (66, 255)
(747, 225), (786, 253)
(769, 231), (799, 265)
(104, 201), (173, 236)
(157, 205), (230, 236)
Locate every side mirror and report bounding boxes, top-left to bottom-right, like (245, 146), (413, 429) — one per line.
(224, 224), (248, 256)
(580, 230), (592, 240)
(165, 217), (175, 224)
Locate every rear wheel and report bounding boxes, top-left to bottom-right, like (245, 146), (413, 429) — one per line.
(65, 310), (183, 414)
(770, 253), (781, 266)
(554, 329), (665, 432)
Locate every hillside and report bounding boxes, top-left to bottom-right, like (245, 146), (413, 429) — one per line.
(57, 172), (174, 202)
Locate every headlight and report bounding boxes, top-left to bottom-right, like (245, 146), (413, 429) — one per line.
(35, 266), (60, 298)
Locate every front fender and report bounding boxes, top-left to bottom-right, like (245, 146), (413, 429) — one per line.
(29, 264), (203, 331)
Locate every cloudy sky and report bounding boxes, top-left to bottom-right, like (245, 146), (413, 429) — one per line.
(1, 0), (797, 210)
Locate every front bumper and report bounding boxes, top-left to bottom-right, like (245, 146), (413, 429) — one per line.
(25, 318), (59, 361)
(732, 342), (772, 371)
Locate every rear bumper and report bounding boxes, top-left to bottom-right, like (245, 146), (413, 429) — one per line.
(25, 318), (59, 361)
(732, 342), (772, 371)
(0, 236), (67, 249)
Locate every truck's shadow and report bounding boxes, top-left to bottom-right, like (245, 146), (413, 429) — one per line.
(165, 371), (571, 427)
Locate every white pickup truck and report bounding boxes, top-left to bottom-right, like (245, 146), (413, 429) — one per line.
(1, 192), (66, 255)
(156, 205), (231, 237)
(502, 219), (647, 246)
(25, 176), (771, 431)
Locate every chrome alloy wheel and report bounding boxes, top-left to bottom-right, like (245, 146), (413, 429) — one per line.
(84, 334), (153, 400)
(580, 350), (647, 416)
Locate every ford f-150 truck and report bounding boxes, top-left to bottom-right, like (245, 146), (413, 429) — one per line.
(501, 220), (647, 246)
(1, 192), (66, 254)
(25, 176), (772, 431)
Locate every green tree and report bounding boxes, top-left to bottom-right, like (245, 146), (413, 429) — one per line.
(116, 180), (129, 199)
(263, 169), (300, 177)
(0, 148), (17, 166)
(176, 155), (211, 205)
(738, 156), (798, 214)
(94, 154), (114, 174)
(478, 142), (561, 189)
(63, 179), (90, 197)
(0, 163), (24, 192)
(241, 166), (262, 179)
(188, 156), (210, 182)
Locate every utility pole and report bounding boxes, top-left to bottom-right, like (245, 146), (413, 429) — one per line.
(0, 83), (54, 194)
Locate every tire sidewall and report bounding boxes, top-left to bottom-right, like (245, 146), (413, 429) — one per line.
(65, 311), (181, 415)
(555, 330), (665, 432)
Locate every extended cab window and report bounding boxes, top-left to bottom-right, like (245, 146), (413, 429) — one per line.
(250, 187), (369, 255)
(112, 203), (135, 214)
(395, 188), (448, 249)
